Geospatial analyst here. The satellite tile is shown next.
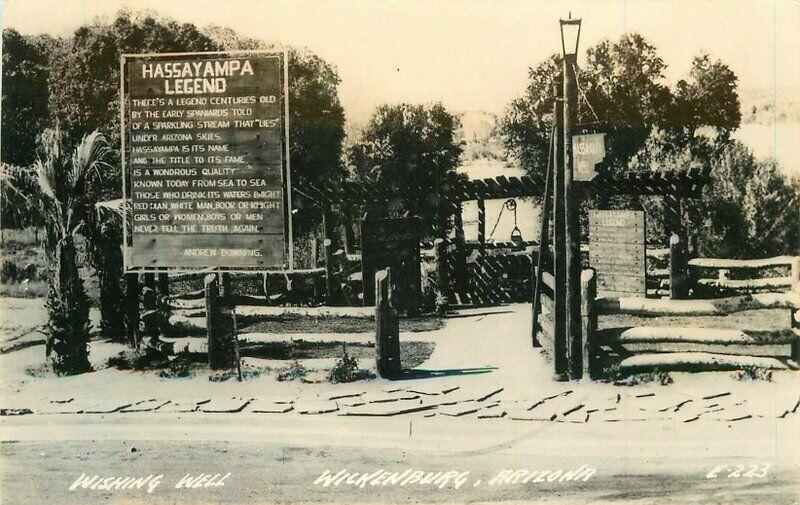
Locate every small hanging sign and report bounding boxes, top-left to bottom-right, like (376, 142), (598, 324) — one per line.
(572, 133), (605, 181)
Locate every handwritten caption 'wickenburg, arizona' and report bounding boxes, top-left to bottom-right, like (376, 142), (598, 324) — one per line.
(313, 466), (597, 490)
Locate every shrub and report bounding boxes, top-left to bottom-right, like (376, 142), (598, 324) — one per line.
(328, 345), (375, 383)
(276, 360), (308, 382)
(732, 366), (772, 382)
(107, 346), (173, 372)
(157, 354), (194, 379)
(603, 366), (673, 386)
(208, 368), (260, 382)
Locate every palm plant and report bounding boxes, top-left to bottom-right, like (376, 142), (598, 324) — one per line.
(31, 128), (112, 374)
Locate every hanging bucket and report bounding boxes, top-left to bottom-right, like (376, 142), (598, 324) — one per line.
(510, 226), (524, 247)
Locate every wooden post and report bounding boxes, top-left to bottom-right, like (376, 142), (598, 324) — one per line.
(790, 256), (800, 295)
(263, 272), (272, 304)
(220, 271), (233, 307)
(531, 124), (556, 348)
(311, 237), (319, 267)
(205, 273), (237, 370)
(322, 207), (339, 306)
(688, 233), (699, 259)
(669, 233), (689, 299)
(375, 268), (401, 377)
(157, 272), (170, 338)
(219, 272), (242, 380)
(434, 238), (448, 311)
(141, 273), (160, 347)
(564, 52), (582, 380)
(663, 194), (683, 244)
(553, 83), (568, 380)
(790, 306), (800, 363)
(477, 198), (486, 254)
(342, 222), (354, 256)
(453, 201), (467, 300)
(124, 272), (140, 349)
(205, 274), (221, 367)
(581, 269), (597, 379)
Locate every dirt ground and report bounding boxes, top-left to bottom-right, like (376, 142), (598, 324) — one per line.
(1, 413), (798, 504)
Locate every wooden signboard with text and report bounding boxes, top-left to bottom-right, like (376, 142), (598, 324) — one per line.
(122, 51), (290, 271)
(589, 210), (646, 298)
(361, 216), (422, 311)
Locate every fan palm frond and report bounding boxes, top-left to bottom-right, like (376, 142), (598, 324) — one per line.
(71, 130), (113, 189)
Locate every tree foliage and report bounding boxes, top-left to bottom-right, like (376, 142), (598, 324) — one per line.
(501, 33), (741, 182)
(204, 26), (347, 230)
(1, 29), (55, 167)
(686, 142), (799, 259)
(47, 10), (218, 145)
(672, 54), (741, 139)
(1, 30), (57, 229)
(347, 103), (463, 236)
(629, 130), (799, 258)
(500, 32), (790, 259)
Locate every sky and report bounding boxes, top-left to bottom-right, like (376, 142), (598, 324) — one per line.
(3, 0), (799, 125)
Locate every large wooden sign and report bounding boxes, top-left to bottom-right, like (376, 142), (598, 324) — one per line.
(589, 210), (646, 298)
(361, 216), (422, 310)
(122, 51), (290, 270)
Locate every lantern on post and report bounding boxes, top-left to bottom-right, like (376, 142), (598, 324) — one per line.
(559, 15), (582, 57)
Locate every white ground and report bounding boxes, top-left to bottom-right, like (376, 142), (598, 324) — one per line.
(1, 298), (798, 422)
(1, 297), (799, 503)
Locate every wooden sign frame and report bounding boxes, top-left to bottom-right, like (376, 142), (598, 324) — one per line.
(120, 49), (294, 273)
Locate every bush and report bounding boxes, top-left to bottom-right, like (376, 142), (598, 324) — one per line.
(327, 345), (375, 383)
(157, 354), (194, 379)
(208, 368), (260, 382)
(732, 366), (772, 382)
(107, 346), (174, 372)
(603, 366), (673, 386)
(276, 360), (308, 382)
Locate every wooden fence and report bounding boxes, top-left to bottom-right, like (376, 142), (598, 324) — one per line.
(646, 246), (799, 299)
(580, 257), (800, 374)
(689, 255), (800, 295)
(533, 267), (598, 379)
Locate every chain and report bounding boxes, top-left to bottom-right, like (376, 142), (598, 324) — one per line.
(572, 60), (599, 123)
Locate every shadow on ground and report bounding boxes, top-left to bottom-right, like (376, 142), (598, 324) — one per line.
(392, 366), (498, 380)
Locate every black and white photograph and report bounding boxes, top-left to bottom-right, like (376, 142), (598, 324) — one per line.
(0, 0), (798, 503)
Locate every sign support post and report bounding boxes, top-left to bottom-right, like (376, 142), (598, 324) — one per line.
(563, 50), (582, 380)
(553, 81), (568, 380)
(531, 108), (557, 348)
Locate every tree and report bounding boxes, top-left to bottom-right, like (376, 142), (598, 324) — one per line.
(501, 33), (739, 182)
(1, 29), (54, 167)
(629, 131), (799, 258)
(347, 103), (463, 237)
(31, 128), (112, 374)
(47, 10), (218, 145)
(687, 141), (799, 259)
(204, 26), (347, 233)
(1, 30), (57, 231)
(671, 54), (741, 139)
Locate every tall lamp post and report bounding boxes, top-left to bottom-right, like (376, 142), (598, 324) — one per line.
(560, 15), (583, 380)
